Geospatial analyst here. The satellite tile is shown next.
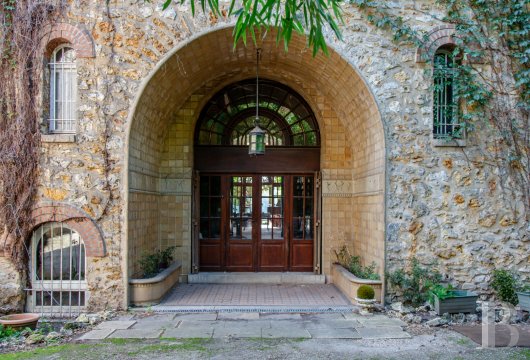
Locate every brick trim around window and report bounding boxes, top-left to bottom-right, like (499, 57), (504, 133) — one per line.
(416, 25), (456, 63)
(29, 203), (106, 257)
(42, 22), (96, 58)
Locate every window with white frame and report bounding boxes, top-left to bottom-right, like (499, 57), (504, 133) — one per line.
(49, 45), (77, 133)
(433, 47), (462, 139)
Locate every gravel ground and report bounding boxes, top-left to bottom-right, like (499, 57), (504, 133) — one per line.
(2, 328), (529, 360)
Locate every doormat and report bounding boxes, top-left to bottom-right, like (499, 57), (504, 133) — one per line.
(451, 325), (530, 347)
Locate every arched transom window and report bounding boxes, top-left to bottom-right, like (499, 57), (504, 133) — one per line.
(49, 45), (77, 133)
(28, 222), (87, 316)
(196, 80), (320, 147)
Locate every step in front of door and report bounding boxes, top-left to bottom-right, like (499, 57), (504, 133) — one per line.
(188, 272), (326, 284)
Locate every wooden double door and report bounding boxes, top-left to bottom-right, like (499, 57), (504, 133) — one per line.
(197, 174), (316, 272)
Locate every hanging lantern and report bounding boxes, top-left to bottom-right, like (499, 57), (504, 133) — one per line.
(249, 48), (265, 156)
(249, 119), (266, 156)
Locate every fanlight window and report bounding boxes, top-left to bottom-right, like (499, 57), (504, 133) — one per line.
(49, 45), (77, 133)
(433, 47), (461, 139)
(28, 222), (87, 316)
(196, 80), (319, 147)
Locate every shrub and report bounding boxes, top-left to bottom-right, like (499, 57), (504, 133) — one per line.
(139, 246), (176, 278)
(387, 257), (442, 307)
(0, 324), (19, 340)
(334, 245), (380, 280)
(490, 269), (518, 305)
(357, 285), (375, 300)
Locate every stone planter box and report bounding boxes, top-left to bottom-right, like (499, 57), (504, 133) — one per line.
(129, 261), (182, 306)
(434, 290), (478, 315)
(331, 264), (383, 304)
(517, 292), (530, 312)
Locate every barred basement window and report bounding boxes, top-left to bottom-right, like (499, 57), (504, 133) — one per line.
(433, 47), (461, 139)
(27, 222), (87, 316)
(49, 45), (77, 133)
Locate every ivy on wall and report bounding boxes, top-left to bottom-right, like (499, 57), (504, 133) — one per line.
(0, 0), (62, 268)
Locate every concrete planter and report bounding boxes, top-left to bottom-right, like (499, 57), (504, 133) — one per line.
(0, 313), (40, 330)
(129, 261), (182, 306)
(434, 290), (478, 315)
(517, 292), (530, 311)
(331, 264), (383, 304)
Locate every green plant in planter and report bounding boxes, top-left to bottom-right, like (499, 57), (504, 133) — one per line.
(334, 245), (380, 280)
(387, 257), (442, 307)
(490, 269), (518, 305)
(428, 284), (455, 305)
(357, 285), (375, 300)
(139, 246), (176, 278)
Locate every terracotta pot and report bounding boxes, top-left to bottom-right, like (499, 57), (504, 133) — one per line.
(0, 313), (40, 331)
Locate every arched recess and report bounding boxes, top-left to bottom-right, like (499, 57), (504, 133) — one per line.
(125, 26), (386, 285)
(30, 203), (106, 257)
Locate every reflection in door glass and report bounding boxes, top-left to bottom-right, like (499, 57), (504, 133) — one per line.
(293, 176), (314, 240)
(230, 176), (253, 240)
(199, 176), (222, 239)
(261, 176), (284, 240)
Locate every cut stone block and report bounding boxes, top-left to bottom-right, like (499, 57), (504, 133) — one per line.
(357, 326), (411, 339)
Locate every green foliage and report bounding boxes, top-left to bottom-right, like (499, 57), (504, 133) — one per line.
(387, 258), (442, 307)
(139, 246), (176, 278)
(334, 245), (380, 280)
(490, 269), (518, 305)
(428, 283), (455, 305)
(0, 324), (19, 340)
(158, 0), (343, 56)
(357, 285), (375, 300)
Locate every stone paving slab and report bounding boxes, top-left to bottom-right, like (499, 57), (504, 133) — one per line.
(133, 314), (176, 322)
(173, 313), (218, 321)
(301, 313), (346, 321)
(303, 319), (361, 329)
(356, 326), (411, 339)
(162, 326), (214, 339)
(211, 321), (266, 338)
(306, 327), (361, 339)
(260, 313), (302, 320)
(108, 329), (164, 339)
(96, 320), (136, 330)
(130, 320), (177, 330)
(217, 312), (260, 320)
(78, 329), (115, 340)
(262, 323), (312, 339)
(356, 316), (407, 327)
(81, 312), (412, 341)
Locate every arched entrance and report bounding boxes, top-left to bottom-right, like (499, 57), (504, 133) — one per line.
(194, 79), (320, 272)
(125, 27), (385, 297)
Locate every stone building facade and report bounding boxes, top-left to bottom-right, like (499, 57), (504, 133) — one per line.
(0, 0), (528, 314)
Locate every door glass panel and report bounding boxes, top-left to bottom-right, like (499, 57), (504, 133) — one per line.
(292, 176), (314, 240)
(199, 176), (222, 240)
(230, 176), (253, 240)
(261, 176), (284, 240)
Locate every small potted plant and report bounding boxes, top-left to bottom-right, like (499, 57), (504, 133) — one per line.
(429, 284), (478, 315)
(355, 285), (376, 312)
(516, 284), (530, 312)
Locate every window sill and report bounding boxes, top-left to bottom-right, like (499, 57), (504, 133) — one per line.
(41, 134), (76, 143)
(432, 138), (466, 147)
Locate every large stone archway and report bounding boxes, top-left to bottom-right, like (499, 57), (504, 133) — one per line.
(125, 27), (385, 294)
